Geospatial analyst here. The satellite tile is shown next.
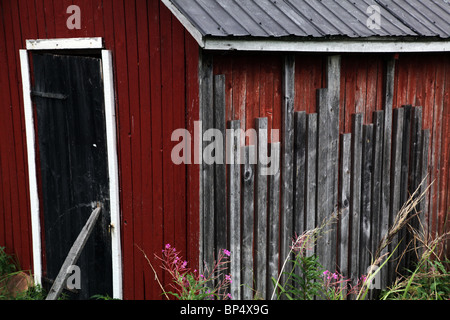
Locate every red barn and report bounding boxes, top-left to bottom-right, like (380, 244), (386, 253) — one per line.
(0, 0), (449, 299)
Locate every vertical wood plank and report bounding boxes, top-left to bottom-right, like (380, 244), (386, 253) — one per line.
(200, 52), (215, 274)
(317, 88), (330, 269)
(339, 133), (351, 278)
(280, 55), (295, 284)
(419, 129), (430, 255)
(255, 117), (268, 298)
(380, 59), (395, 288)
(399, 105), (412, 272)
(267, 142), (281, 299)
(306, 114), (318, 234)
(360, 124), (373, 276)
(389, 107), (404, 283)
(317, 55), (341, 273)
(421, 129), (430, 235)
(227, 120), (241, 300)
(350, 113), (363, 285)
(242, 145), (255, 300)
(294, 111), (306, 236)
(408, 106), (423, 266)
(214, 75), (227, 256)
(371, 111), (384, 258)
(327, 55), (341, 272)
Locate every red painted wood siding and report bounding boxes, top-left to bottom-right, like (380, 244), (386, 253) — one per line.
(213, 52), (450, 253)
(0, 0), (200, 299)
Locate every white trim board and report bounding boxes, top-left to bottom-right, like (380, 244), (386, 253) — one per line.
(19, 39), (122, 299)
(202, 38), (450, 53)
(26, 37), (103, 50)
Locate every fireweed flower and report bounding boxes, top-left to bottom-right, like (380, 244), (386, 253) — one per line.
(225, 274), (232, 283)
(223, 249), (231, 257)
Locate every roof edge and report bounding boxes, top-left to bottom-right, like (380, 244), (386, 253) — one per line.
(161, 0), (205, 47)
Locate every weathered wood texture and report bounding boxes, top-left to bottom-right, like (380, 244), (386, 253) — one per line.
(204, 60), (433, 298)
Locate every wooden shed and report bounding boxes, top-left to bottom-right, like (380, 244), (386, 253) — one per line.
(0, 0), (449, 300)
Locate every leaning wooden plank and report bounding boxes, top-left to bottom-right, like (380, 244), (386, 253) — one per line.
(255, 117), (268, 298)
(267, 142), (281, 299)
(227, 120), (241, 300)
(280, 55), (295, 286)
(242, 145), (255, 300)
(339, 133), (351, 280)
(214, 74), (227, 257)
(294, 111), (306, 236)
(389, 107), (404, 284)
(46, 206), (102, 300)
(360, 124), (373, 276)
(350, 113), (363, 286)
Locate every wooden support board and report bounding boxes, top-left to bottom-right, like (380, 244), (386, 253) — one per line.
(46, 206), (102, 300)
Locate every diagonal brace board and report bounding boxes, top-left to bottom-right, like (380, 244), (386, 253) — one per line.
(46, 205), (102, 300)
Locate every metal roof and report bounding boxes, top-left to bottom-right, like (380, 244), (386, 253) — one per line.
(164, 0), (450, 39)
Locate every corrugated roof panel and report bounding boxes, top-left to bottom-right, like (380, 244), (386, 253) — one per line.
(166, 0), (450, 39)
(377, 0), (450, 37)
(194, 0), (248, 36)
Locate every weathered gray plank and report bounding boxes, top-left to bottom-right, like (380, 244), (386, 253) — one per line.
(294, 111), (306, 236)
(420, 129), (430, 236)
(371, 111), (384, 258)
(267, 142), (281, 299)
(255, 117), (268, 298)
(407, 106), (423, 267)
(380, 57), (395, 254)
(280, 55), (295, 285)
(316, 55), (341, 273)
(214, 74), (227, 258)
(350, 113), (363, 285)
(339, 133), (351, 279)
(227, 120), (241, 300)
(398, 105), (412, 273)
(326, 55), (341, 273)
(242, 145), (255, 300)
(200, 53), (215, 274)
(389, 107), (404, 284)
(411, 107), (423, 194)
(305, 113), (317, 235)
(317, 88), (330, 271)
(360, 124), (373, 276)
(46, 206), (102, 300)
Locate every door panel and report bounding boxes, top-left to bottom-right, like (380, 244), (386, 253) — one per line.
(32, 53), (112, 299)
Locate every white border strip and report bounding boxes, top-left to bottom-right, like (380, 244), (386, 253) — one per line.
(101, 50), (123, 300)
(203, 38), (450, 53)
(19, 49), (42, 287)
(26, 37), (103, 50)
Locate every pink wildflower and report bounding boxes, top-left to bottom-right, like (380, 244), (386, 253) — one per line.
(223, 249), (231, 257)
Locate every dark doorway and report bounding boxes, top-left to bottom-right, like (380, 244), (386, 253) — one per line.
(31, 52), (112, 299)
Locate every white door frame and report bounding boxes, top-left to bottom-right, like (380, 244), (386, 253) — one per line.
(19, 37), (123, 299)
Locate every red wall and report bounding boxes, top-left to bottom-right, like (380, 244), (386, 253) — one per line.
(0, 0), (200, 299)
(213, 52), (450, 254)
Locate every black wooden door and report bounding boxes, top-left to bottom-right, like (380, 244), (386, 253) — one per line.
(32, 53), (112, 299)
